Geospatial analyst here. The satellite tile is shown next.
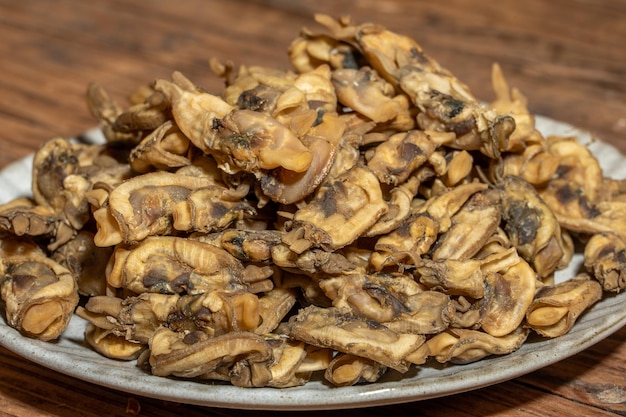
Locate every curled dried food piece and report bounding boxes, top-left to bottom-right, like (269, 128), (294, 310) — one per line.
(499, 175), (569, 278)
(584, 232), (626, 292)
(148, 328), (273, 385)
(0, 197), (75, 251)
(96, 172), (218, 245)
(106, 236), (247, 294)
(410, 325), (529, 365)
(324, 353), (386, 387)
(291, 165), (388, 251)
(366, 130), (450, 186)
(51, 231), (113, 296)
(480, 257), (536, 337)
(0, 237), (79, 341)
(431, 189), (501, 261)
(77, 293), (179, 343)
(129, 121), (192, 173)
(155, 72), (313, 176)
(526, 274), (602, 338)
(284, 305), (424, 372)
(84, 323), (146, 360)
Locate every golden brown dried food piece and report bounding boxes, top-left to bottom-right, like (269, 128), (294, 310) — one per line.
(106, 236), (247, 294)
(409, 325), (529, 365)
(148, 328), (273, 385)
(498, 175), (569, 278)
(84, 323), (146, 361)
(584, 232), (626, 292)
(324, 353), (386, 386)
(51, 230), (113, 296)
(129, 121), (192, 173)
(285, 305), (425, 372)
(526, 274), (602, 337)
(0, 237), (79, 341)
(291, 165), (388, 251)
(95, 172), (220, 246)
(431, 189), (501, 261)
(366, 130), (450, 186)
(0, 197), (74, 251)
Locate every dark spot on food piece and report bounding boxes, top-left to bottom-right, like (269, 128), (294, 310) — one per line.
(210, 203), (230, 220)
(598, 245), (616, 259)
(319, 184), (338, 218)
(237, 90), (267, 112)
(616, 249), (626, 264)
(505, 201), (540, 246)
(183, 330), (205, 344)
(400, 141), (423, 162)
(212, 118), (224, 130)
(555, 164), (573, 178)
(443, 98), (466, 119)
(555, 184), (578, 205)
(409, 47), (430, 66)
(339, 49), (364, 69)
(312, 108), (326, 127)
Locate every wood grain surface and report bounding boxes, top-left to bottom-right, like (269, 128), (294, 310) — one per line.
(0, 1), (624, 416)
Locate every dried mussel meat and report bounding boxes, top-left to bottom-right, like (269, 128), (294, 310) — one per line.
(0, 14), (623, 388)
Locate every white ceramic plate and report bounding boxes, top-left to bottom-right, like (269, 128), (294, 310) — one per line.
(0, 116), (625, 411)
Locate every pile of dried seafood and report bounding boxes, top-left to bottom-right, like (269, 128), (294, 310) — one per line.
(1, 14), (624, 388)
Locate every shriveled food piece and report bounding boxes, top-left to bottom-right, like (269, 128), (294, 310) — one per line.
(148, 328), (273, 383)
(365, 171), (424, 237)
(431, 189), (501, 261)
(0, 197), (75, 251)
(498, 175), (569, 278)
(0, 237), (79, 341)
(290, 165), (388, 251)
(77, 293), (179, 343)
(106, 236), (247, 294)
(318, 272), (418, 323)
(112, 88), (170, 134)
(410, 325), (529, 364)
(155, 72), (313, 176)
(526, 274), (603, 338)
(384, 290), (454, 335)
(51, 231), (113, 296)
(32, 137), (131, 232)
(371, 181), (488, 269)
(354, 21), (515, 159)
(366, 130), (451, 186)
(172, 183), (255, 234)
(129, 121), (192, 173)
(260, 111), (343, 204)
(254, 287), (299, 334)
(489, 63), (539, 150)
(211, 229), (283, 263)
(271, 244), (358, 276)
(84, 323), (146, 360)
(263, 336), (310, 388)
(324, 353), (386, 387)
(331, 67), (406, 124)
(480, 257), (536, 337)
(96, 172), (217, 246)
(584, 232), (626, 292)
(86, 82), (139, 144)
(416, 258), (486, 299)
(284, 305), (424, 372)
(370, 210), (438, 270)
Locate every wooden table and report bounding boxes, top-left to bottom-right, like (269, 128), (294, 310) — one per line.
(0, 1), (624, 415)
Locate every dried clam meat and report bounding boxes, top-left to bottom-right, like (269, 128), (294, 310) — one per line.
(0, 13), (623, 389)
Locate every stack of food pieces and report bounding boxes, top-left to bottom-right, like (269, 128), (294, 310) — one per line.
(0, 14), (624, 388)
